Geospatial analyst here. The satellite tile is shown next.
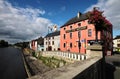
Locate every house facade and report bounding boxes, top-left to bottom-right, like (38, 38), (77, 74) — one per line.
(44, 31), (60, 51)
(29, 40), (37, 50)
(60, 12), (113, 55)
(113, 35), (120, 52)
(29, 37), (44, 51)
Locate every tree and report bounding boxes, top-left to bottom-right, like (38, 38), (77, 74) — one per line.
(87, 7), (112, 42)
(0, 40), (8, 47)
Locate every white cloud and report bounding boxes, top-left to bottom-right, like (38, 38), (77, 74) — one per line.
(0, 0), (53, 43)
(85, 0), (120, 36)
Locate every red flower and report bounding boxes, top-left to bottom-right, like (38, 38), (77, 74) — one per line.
(87, 7), (112, 30)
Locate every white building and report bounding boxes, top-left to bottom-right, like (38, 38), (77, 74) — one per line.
(29, 40), (38, 50)
(113, 35), (120, 52)
(44, 31), (60, 51)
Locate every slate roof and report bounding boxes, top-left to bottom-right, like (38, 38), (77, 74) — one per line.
(114, 35), (120, 39)
(60, 12), (88, 28)
(45, 31), (60, 38)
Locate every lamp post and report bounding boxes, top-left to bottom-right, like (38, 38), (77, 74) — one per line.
(78, 31), (81, 53)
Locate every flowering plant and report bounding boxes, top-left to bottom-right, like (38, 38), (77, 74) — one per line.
(87, 7), (112, 41)
(87, 7), (112, 31)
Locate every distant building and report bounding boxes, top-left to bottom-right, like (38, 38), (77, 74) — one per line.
(44, 31), (60, 51)
(29, 37), (44, 51)
(60, 12), (113, 55)
(29, 40), (37, 50)
(113, 35), (120, 52)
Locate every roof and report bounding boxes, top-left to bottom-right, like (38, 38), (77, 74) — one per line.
(60, 12), (88, 28)
(114, 35), (120, 40)
(45, 31), (60, 38)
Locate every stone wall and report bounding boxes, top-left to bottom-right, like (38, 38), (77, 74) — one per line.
(73, 58), (103, 79)
(29, 44), (104, 79)
(30, 56), (103, 79)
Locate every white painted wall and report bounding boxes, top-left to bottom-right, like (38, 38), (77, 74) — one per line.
(113, 39), (120, 48)
(44, 35), (60, 51)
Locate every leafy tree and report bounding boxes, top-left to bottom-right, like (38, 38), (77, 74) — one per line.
(0, 40), (8, 47)
(87, 7), (112, 41)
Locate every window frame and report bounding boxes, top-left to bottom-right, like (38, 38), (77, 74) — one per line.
(64, 34), (66, 39)
(88, 29), (92, 37)
(70, 26), (72, 29)
(64, 43), (66, 48)
(52, 41), (54, 45)
(70, 43), (72, 48)
(78, 23), (81, 26)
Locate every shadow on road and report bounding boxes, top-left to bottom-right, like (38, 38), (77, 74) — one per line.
(113, 62), (120, 67)
(105, 62), (116, 79)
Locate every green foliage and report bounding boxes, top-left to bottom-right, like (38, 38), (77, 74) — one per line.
(39, 56), (66, 68)
(32, 52), (36, 57)
(14, 42), (29, 49)
(87, 7), (112, 31)
(0, 40), (8, 47)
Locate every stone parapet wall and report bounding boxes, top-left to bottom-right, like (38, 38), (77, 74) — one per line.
(30, 56), (103, 79)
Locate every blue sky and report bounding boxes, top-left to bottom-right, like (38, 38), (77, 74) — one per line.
(7, 0), (97, 26)
(0, 0), (120, 43)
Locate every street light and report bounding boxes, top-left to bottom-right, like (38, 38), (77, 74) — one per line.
(78, 31), (81, 53)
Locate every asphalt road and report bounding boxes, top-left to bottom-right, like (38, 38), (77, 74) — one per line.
(0, 47), (27, 79)
(105, 54), (120, 79)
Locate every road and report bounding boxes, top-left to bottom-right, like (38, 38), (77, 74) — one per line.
(0, 47), (27, 79)
(105, 54), (120, 79)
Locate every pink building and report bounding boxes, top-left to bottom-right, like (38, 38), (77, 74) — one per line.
(60, 12), (112, 55)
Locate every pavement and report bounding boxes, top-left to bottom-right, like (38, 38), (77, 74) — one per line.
(105, 54), (120, 79)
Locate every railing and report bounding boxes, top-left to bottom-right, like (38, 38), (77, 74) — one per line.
(41, 51), (87, 61)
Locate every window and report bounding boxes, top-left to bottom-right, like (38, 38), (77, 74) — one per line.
(70, 26), (72, 29)
(64, 34), (66, 39)
(49, 41), (50, 45)
(88, 29), (92, 37)
(78, 23), (81, 26)
(64, 27), (66, 30)
(49, 37), (50, 40)
(64, 43), (66, 48)
(46, 38), (47, 40)
(78, 42), (81, 48)
(78, 31), (81, 38)
(52, 37), (54, 39)
(70, 43), (72, 48)
(52, 41), (54, 45)
(70, 33), (72, 39)
(117, 44), (120, 47)
(46, 42), (47, 45)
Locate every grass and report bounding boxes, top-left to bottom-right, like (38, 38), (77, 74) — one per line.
(39, 56), (66, 68)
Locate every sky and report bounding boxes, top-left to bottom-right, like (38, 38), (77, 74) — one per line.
(0, 0), (120, 43)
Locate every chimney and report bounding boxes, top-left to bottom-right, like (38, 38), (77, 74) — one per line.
(77, 12), (82, 18)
